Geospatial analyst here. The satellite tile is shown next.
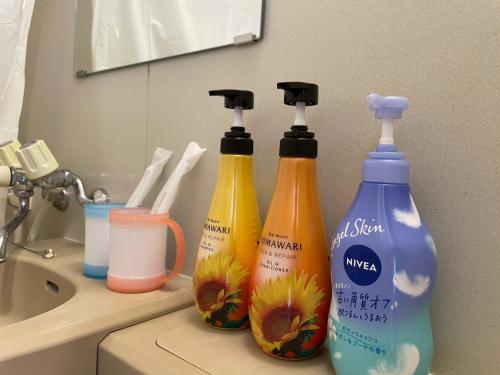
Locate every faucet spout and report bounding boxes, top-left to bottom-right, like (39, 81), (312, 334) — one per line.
(0, 194), (31, 263)
(40, 170), (109, 206)
(0, 231), (8, 264)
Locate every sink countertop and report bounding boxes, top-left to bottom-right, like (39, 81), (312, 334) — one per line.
(100, 307), (440, 375)
(99, 306), (334, 375)
(0, 238), (194, 362)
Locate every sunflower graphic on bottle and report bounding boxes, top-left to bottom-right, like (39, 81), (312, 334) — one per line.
(194, 249), (251, 328)
(250, 270), (327, 358)
(248, 82), (331, 360)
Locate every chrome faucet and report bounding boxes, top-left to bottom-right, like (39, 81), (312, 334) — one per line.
(0, 171), (33, 263)
(0, 140), (109, 263)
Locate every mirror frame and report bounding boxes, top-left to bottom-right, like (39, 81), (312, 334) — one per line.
(74, 0), (266, 77)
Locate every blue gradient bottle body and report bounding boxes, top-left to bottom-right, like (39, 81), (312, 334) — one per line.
(328, 95), (437, 375)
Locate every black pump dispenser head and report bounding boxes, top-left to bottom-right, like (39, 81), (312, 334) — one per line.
(209, 89), (254, 155)
(277, 82), (318, 158)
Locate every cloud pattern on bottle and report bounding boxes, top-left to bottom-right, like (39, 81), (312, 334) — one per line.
(368, 343), (420, 375)
(393, 196), (422, 229)
(394, 270), (430, 298)
(328, 298), (339, 341)
(425, 234), (437, 257)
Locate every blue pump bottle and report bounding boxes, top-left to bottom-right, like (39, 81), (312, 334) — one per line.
(328, 94), (437, 375)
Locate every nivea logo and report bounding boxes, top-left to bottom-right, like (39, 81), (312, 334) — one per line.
(345, 258), (378, 272)
(343, 245), (381, 286)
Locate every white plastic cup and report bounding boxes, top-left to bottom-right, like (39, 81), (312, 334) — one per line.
(107, 208), (185, 293)
(83, 203), (124, 279)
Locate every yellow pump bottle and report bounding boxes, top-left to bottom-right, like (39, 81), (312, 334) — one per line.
(194, 90), (261, 329)
(249, 82), (331, 360)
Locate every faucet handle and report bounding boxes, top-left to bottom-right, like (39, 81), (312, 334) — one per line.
(0, 140), (22, 169)
(0, 166), (13, 187)
(17, 140), (59, 180)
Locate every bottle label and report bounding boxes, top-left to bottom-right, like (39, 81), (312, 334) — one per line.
(329, 215), (437, 375)
(193, 217), (250, 329)
(253, 231), (301, 282)
(196, 217), (231, 259)
(250, 231), (330, 360)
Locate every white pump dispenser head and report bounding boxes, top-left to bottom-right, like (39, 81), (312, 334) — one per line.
(367, 93), (409, 146)
(276, 81), (317, 128)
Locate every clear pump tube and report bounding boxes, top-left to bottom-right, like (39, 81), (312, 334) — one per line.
(380, 118), (394, 144)
(233, 106), (243, 126)
(294, 102), (306, 125)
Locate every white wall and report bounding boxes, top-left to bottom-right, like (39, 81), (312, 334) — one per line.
(20, 1), (500, 374)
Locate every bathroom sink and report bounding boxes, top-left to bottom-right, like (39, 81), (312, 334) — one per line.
(0, 256), (75, 326)
(0, 238), (193, 375)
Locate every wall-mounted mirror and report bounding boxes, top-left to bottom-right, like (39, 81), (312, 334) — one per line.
(74, 0), (264, 77)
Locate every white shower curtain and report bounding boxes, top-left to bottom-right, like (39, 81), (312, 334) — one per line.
(0, 0), (36, 223)
(0, 0), (35, 141)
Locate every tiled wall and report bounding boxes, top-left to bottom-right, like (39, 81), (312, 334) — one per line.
(20, 1), (500, 374)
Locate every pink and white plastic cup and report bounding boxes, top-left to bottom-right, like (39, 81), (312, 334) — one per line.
(107, 208), (185, 293)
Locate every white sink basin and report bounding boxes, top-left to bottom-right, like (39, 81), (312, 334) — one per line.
(0, 256), (75, 326)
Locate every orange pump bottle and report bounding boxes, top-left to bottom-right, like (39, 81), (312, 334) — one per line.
(249, 82), (331, 360)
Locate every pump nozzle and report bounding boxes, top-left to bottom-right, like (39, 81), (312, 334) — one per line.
(277, 82), (319, 158)
(367, 93), (408, 145)
(277, 82), (318, 127)
(209, 89), (254, 155)
(209, 89), (254, 127)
